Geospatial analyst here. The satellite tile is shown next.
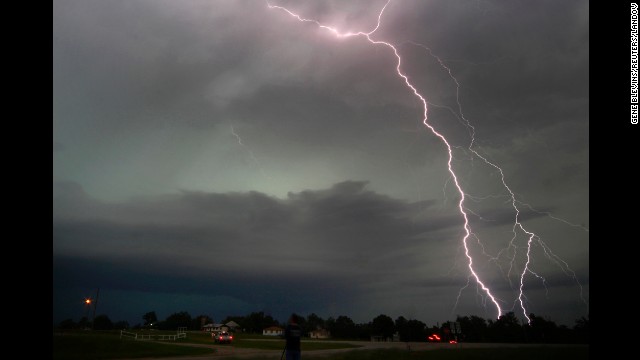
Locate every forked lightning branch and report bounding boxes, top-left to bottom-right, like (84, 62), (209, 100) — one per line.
(267, 0), (587, 323)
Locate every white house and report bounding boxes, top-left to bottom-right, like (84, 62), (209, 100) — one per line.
(263, 326), (284, 336)
(225, 320), (240, 332)
(203, 321), (240, 333)
(202, 323), (215, 332)
(202, 323), (228, 333)
(309, 328), (330, 339)
(213, 323), (229, 332)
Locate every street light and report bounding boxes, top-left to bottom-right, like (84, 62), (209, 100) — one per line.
(82, 289), (99, 330)
(82, 298), (93, 329)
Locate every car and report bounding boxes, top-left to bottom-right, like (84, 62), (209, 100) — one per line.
(213, 331), (233, 344)
(427, 332), (458, 344)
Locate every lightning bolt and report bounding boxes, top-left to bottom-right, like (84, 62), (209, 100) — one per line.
(266, 0), (586, 323)
(231, 124), (270, 180)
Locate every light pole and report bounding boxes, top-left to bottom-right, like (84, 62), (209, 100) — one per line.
(91, 288), (100, 330)
(83, 288), (100, 330)
(83, 298), (92, 329)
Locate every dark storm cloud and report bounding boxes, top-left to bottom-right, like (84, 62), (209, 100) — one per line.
(53, 0), (588, 327)
(54, 180), (456, 275)
(53, 254), (360, 324)
(53, 179), (459, 323)
(53, 255), (358, 302)
(53, 178), (570, 323)
(376, 0), (589, 147)
(54, 1), (259, 127)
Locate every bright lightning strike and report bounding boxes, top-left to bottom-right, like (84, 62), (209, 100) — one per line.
(266, 0), (586, 323)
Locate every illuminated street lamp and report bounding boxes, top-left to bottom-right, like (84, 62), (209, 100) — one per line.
(82, 289), (99, 330)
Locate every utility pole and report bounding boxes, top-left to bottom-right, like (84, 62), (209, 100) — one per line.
(91, 288), (100, 330)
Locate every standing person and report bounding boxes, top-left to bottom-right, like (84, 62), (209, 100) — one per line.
(284, 313), (302, 360)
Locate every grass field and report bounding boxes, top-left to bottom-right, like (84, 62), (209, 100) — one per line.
(53, 330), (588, 360)
(53, 331), (214, 360)
(219, 347), (589, 360)
(53, 330), (360, 359)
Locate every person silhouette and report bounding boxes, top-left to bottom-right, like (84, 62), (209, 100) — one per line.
(284, 313), (302, 360)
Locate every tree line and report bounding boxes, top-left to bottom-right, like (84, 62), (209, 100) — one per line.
(55, 310), (589, 344)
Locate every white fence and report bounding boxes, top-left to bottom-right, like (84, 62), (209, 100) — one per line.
(120, 330), (187, 341)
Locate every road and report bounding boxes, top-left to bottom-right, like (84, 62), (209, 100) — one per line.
(115, 339), (587, 360)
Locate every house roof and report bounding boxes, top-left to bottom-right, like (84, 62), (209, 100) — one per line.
(225, 320), (240, 328)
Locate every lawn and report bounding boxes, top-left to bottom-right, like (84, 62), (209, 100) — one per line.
(220, 347), (589, 360)
(53, 331), (214, 360)
(53, 330), (588, 360)
(53, 330), (360, 359)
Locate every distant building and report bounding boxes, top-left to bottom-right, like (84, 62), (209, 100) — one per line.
(309, 328), (330, 339)
(202, 323), (228, 333)
(225, 320), (240, 332)
(263, 326), (284, 336)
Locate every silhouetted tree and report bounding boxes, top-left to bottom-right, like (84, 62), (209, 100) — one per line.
(456, 315), (488, 342)
(58, 318), (76, 330)
(488, 312), (524, 343)
(78, 316), (90, 329)
(191, 315), (213, 330)
(53, 307), (590, 344)
(405, 319), (427, 341)
(142, 311), (158, 327)
(371, 314), (395, 339)
(526, 313), (560, 343)
(355, 322), (372, 340)
(395, 316), (408, 340)
(396, 317), (427, 341)
(328, 315), (357, 339)
(573, 315), (589, 343)
(93, 314), (113, 330)
(162, 311), (192, 330)
(113, 320), (130, 329)
(305, 313), (326, 333)
(242, 311), (278, 333)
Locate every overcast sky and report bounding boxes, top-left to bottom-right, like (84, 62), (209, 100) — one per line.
(53, 0), (589, 328)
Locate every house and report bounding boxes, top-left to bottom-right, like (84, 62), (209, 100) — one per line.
(212, 323), (229, 332)
(202, 323), (215, 332)
(225, 320), (240, 332)
(309, 328), (330, 339)
(202, 323), (228, 333)
(263, 326), (285, 336)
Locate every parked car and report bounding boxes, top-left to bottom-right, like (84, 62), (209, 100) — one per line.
(213, 331), (233, 344)
(427, 332), (458, 344)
